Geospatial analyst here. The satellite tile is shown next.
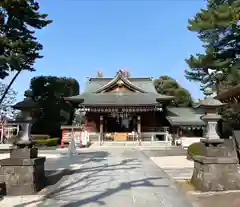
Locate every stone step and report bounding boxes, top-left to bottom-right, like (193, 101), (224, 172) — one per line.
(0, 144), (12, 153)
(91, 141), (171, 147)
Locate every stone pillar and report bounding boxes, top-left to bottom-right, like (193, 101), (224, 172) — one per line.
(99, 116), (103, 145)
(151, 134), (154, 142)
(137, 116), (141, 143)
(202, 116), (221, 140)
(137, 116), (141, 134)
(165, 130), (169, 142)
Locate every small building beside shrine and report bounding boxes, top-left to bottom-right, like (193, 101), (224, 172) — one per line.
(64, 70), (205, 143)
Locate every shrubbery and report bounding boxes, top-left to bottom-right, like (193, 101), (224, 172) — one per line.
(35, 138), (59, 147)
(187, 142), (206, 160)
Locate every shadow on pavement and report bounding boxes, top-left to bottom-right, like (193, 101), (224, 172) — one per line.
(12, 149), (192, 207)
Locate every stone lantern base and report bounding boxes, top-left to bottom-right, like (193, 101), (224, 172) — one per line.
(191, 139), (240, 191)
(0, 141), (46, 195)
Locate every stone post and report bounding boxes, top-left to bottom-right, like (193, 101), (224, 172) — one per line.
(100, 116), (103, 145)
(191, 88), (240, 191)
(0, 91), (46, 195)
(137, 116), (141, 134)
(137, 116), (141, 144)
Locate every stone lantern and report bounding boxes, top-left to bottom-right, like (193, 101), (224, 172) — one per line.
(0, 91), (46, 195)
(191, 87), (240, 192)
(12, 90), (38, 147)
(199, 87), (225, 141)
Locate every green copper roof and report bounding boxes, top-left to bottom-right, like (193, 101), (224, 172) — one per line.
(166, 107), (205, 126)
(67, 92), (172, 106)
(65, 73), (174, 105)
(85, 77), (158, 93)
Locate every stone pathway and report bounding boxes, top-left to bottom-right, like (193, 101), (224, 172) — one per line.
(0, 148), (193, 207)
(150, 156), (193, 180)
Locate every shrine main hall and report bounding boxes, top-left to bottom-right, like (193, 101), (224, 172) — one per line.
(65, 70), (204, 142)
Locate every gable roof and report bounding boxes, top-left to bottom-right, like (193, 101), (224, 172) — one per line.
(84, 76), (158, 94)
(67, 92), (173, 106)
(95, 71), (146, 93)
(65, 70), (175, 105)
(166, 107), (205, 126)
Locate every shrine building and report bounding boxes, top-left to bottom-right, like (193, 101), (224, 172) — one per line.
(65, 70), (205, 142)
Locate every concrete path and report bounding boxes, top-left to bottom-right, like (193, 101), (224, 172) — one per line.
(0, 148), (193, 207)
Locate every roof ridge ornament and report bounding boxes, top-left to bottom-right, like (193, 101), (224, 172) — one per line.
(95, 70), (146, 93)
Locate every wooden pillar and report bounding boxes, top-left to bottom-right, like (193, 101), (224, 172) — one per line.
(99, 115), (103, 144)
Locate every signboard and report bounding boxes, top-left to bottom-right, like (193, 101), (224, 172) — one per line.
(73, 132), (81, 147)
(80, 131), (89, 146)
(61, 129), (89, 148)
(62, 130), (81, 145)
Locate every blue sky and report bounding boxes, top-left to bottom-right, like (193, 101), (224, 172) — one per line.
(5, 0), (206, 101)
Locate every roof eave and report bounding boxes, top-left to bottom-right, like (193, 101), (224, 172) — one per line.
(78, 103), (159, 107)
(170, 123), (205, 126)
(156, 96), (174, 102)
(64, 97), (84, 104)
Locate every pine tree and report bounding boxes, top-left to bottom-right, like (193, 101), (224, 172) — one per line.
(185, 0), (240, 94)
(0, 0), (52, 103)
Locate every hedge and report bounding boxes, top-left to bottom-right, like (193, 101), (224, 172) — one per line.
(35, 138), (59, 146)
(187, 142), (206, 160)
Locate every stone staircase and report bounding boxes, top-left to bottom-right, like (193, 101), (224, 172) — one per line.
(0, 144), (12, 153)
(90, 141), (172, 148)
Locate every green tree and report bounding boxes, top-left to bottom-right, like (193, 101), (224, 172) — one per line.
(185, 0), (240, 94)
(0, 0), (52, 103)
(185, 0), (240, 134)
(28, 76), (79, 137)
(154, 76), (193, 107)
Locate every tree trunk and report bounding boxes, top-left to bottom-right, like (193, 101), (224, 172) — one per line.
(0, 70), (21, 104)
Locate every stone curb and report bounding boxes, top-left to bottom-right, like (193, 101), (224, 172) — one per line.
(187, 189), (240, 197)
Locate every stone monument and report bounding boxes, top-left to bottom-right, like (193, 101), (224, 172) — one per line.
(191, 88), (240, 191)
(0, 91), (46, 195)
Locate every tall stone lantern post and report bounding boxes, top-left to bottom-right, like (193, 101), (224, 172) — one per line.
(200, 87), (225, 141)
(0, 91), (46, 195)
(12, 90), (38, 146)
(191, 88), (240, 191)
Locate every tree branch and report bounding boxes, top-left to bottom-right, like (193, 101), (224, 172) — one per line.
(0, 70), (21, 104)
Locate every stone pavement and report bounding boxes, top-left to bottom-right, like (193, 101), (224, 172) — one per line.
(0, 148), (193, 207)
(150, 156), (193, 180)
